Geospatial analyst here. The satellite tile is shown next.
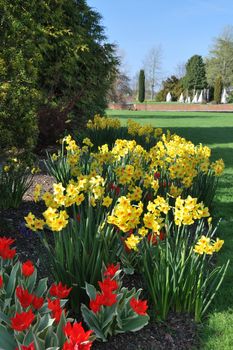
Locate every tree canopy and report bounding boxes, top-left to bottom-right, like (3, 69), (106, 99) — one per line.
(143, 46), (162, 100)
(206, 27), (233, 87)
(183, 55), (207, 92)
(0, 0), (118, 152)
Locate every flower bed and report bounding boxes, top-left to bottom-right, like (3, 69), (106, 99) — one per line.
(0, 116), (228, 349)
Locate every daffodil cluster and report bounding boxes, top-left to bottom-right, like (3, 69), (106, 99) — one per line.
(33, 184), (41, 203)
(55, 133), (223, 204)
(211, 159), (225, 176)
(25, 130), (224, 240)
(25, 174), (108, 231)
(107, 196), (143, 233)
(87, 114), (121, 130)
(24, 212), (45, 231)
(127, 119), (163, 142)
(107, 192), (212, 251)
(149, 134), (224, 189)
(193, 236), (224, 255)
(174, 196), (210, 226)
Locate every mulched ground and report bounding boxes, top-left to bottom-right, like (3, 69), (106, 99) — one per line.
(0, 174), (199, 350)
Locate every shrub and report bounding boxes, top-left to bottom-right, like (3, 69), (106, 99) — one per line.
(155, 75), (184, 102)
(227, 90), (233, 103)
(0, 83), (39, 158)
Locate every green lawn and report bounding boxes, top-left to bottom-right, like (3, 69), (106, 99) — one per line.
(107, 109), (233, 350)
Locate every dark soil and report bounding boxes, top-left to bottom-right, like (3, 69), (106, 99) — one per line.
(93, 312), (198, 350)
(0, 174), (54, 280)
(0, 174), (199, 350)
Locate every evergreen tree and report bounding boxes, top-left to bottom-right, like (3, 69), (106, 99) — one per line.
(184, 55), (207, 92)
(156, 75), (184, 101)
(0, 0), (118, 152)
(138, 70), (145, 102)
(214, 76), (223, 104)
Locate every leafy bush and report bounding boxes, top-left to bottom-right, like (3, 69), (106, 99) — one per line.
(155, 75), (184, 102)
(0, 80), (40, 157)
(227, 90), (233, 103)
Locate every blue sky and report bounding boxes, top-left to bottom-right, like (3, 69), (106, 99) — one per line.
(88, 0), (233, 79)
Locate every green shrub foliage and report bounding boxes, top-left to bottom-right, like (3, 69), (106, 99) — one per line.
(156, 75), (184, 101)
(0, 0), (118, 151)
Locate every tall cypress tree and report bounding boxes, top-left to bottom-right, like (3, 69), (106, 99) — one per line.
(138, 69), (145, 102)
(214, 76), (223, 104)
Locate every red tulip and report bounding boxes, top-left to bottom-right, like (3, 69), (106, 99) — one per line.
(147, 233), (158, 245)
(98, 278), (118, 293)
(0, 275), (3, 288)
(101, 291), (117, 307)
(32, 295), (44, 310)
(16, 286), (34, 308)
(104, 263), (120, 278)
(130, 297), (148, 315)
(159, 231), (166, 241)
(63, 322), (93, 350)
(0, 237), (16, 260)
(48, 298), (63, 323)
(11, 309), (35, 331)
(154, 172), (161, 179)
(49, 282), (72, 299)
(22, 261), (34, 277)
(89, 294), (104, 313)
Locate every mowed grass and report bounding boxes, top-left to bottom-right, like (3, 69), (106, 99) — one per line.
(107, 109), (233, 350)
